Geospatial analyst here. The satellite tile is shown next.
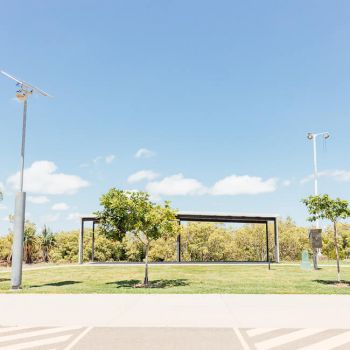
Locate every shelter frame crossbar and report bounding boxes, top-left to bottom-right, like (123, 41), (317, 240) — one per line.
(78, 212), (280, 265)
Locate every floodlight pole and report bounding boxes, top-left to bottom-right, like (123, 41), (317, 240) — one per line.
(312, 136), (318, 199)
(1, 70), (51, 289)
(11, 98), (28, 289)
(307, 131), (330, 270)
(0, 70), (52, 289)
(20, 100), (27, 192)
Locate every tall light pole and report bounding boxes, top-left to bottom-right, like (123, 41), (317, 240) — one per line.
(1, 70), (51, 289)
(307, 131), (330, 269)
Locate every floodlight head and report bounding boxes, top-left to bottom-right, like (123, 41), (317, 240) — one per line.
(15, 92), (28, 102)
(307, 133), (314, 140)
(323, 132), (330, 139)
(0, 70), (52, 98)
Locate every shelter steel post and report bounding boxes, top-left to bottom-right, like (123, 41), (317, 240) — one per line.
(274, 218), (280, 263)
(91, 221), (95, 263)
(176, 220), (181, 262)
(79, 219), (84, 264)
(265, 221), (270, 270)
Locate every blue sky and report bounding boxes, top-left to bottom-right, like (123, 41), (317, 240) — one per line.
(1, 1), (350, 233)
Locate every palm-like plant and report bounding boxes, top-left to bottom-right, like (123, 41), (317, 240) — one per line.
(40, 225), (55, 262)
(23, 221), (37, 264)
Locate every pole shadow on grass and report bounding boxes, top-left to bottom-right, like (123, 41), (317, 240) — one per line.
(106, 279), (190, 289)
(29, 281), (82, 288)
(0, 278), (10, 283)
(313, 279), (350, 287)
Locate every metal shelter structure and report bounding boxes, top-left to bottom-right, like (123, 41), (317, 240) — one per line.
(79, 212), (280, 265)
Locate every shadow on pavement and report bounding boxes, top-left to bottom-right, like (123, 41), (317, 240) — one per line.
(30, 280), (82, 288)
(107, 279), (190, 289)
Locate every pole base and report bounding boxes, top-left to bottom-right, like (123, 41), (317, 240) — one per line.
(9, 286), (22, 291)
(11, 192), (26, 289)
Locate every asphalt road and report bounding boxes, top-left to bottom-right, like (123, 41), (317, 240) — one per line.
(1, 326), (350, 350)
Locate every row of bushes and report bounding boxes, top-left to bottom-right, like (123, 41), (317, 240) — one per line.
(1, 218), (350, 265)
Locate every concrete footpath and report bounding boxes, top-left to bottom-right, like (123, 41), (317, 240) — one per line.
(0, 294), (349, 328)
(1, 295), (350, 349)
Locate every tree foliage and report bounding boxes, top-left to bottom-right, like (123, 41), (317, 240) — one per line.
(303, 194), (350, 282)
(303, 195), (350, 223)
(96, 189), (179, 285)
(40, 225), (55, 263)
(1, 216), (350, 267)
(23, 221), (39, 264)
(0, 233), (13, 265)
(322, 224), (350, 260)
(180, 223), (235, 261)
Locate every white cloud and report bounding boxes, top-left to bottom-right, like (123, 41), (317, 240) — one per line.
(93, 156), (102, 164)
(211, 175), (277, 195)
(149, 193), (162, 202)
(7, 161), (89, 195)
(67, 212), (82, 221)
(320, 170), (349, 182)
(105, 154), (115, 164)
(135, 148), (155, 159)
(146, 174), (206, 196)
(127, 170), (160, 184)
(41, 213), (60, 223)
(0, 204), (7, 210)
(301, 170), (350, 184)
(282, 180), (292, 187)
(51, 202), (70, 211)
(145, 173), (278, 197)
(28, 195), (50, 204)
(300, 175), (312, 184)
(0, 182), (4, 199)
(93, 154), (116, 164)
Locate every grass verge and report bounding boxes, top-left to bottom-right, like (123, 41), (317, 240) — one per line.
(1, 264), (350, 294)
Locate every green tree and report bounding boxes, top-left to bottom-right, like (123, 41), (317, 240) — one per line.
(232, 224), (270, 261)
(180, 223), (235, 261)
(123, 235), (145, 262)
(278, 217), (309, 261)
(321, 223), (350, 260)
(92, 233), (125, 262)
(49, 231), (79, 263)
(40, 225), (56, 262)
(0, 233), (13, 265)
(303, 194), (350, 282)
(23, 221), (37, 264)
(149, 232), (177, 262)
(97, 189), (178, 285)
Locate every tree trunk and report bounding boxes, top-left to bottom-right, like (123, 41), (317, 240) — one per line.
(7, 252), (12, 267)
(144, 244), (149, 285)
(24, 246), (32, 264)
(43, 247), (48, 263)
(333, 222), (341, 283)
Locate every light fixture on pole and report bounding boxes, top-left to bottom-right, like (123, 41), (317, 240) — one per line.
(307, 131), (330, 269)
(1, 70), (52, 289)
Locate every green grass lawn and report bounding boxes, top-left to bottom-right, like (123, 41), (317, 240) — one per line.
(0, 264), (350, 294)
